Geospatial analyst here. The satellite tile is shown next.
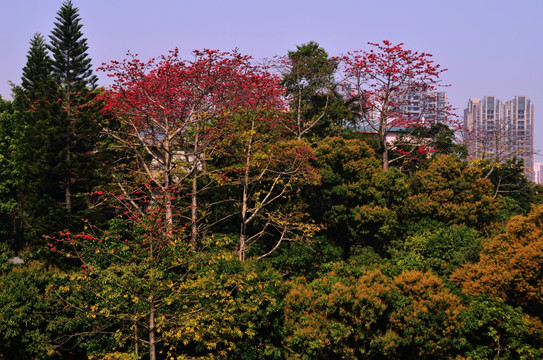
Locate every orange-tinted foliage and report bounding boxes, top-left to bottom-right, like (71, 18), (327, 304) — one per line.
(451, 204), (543, 316)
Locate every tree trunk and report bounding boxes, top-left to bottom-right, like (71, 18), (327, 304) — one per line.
(191, 169), (198, 251)
(65, 142), (72, 217)
(164, 140), (173, 235)
(380, 94), (390, 171)
(240, 194), (247, 261)
(65, 82), (72, 219)
(191, 126), (200, 250)
(296, 71), (303, 140)
(382, 145), (389, 171)
(381, 132), (389, 171)
(165, 194), (173, 235)
(240, 171), (249, 261)
(149, 298), (156, 360)
(239, 120), (254, 261)
(133, 314), (139, 357)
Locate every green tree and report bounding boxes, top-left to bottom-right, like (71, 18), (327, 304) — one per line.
(281, 41), (348, 139)
(310, 136), (409, 256)
(49, 0), (97, 92)
(402, 154), (499, 230)
(48, 0), (101, 221)
(212, 107), (320, 260)
(425, 122), (467, 157)
(47, 225), (284, 360)
(388, 223), (482, 277)
(457, 295), (542, 359)
(12, 33), (66, 242)
(0, 245), (63, 359)
(0, 97), (20, 246)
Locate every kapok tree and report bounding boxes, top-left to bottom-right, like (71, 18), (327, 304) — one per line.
(337, 41), (448, 170)
(99, 49), (281, 248)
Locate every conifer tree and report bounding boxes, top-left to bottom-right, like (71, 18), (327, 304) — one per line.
(20, 34), (58, 99)
(48, 0), (100, 219)
(0, 97), (18, 246)
(49, 0), (97, 91)
(12, 33), (65, 242)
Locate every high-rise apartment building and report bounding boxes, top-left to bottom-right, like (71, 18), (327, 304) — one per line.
(401, 91), (448, 124)
(464, 95), (534, 179)
(337, 81), (448, 127)
(533, 163), (543, 184)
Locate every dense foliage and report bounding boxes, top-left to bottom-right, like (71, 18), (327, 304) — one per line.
(1, 2), (542, 359)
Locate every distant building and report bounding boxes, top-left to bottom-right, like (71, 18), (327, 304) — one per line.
(534, 163), (543, 184)
(399, 91), (448, 125)
(337, 81), (448, 126)
(464, 96), (534, 180)
(356, 125), (411, 143)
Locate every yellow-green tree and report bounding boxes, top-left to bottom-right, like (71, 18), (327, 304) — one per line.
(47, 226), (284, 359)
(0, 244), (65, 359)
(450, 204), (543, 318)
(284, 264), (465, 359)
(403, 154), (499, 229)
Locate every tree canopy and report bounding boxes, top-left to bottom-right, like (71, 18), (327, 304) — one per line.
(1, 13), (542, 358)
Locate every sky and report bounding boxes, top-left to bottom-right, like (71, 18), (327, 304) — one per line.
(2, 0), (543, 159)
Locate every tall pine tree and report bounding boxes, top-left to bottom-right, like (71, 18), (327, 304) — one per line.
(0, 97), (19, 247)
(12, 33), (66, 243)
(11, 3), (107, 244)
(48, 0), (103, 222)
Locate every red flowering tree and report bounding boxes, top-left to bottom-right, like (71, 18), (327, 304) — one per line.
(99, 49), (285, 248)
(41, 49), (318, 358)
(99, 49), (318, 260)
(337, 41), (449, 170)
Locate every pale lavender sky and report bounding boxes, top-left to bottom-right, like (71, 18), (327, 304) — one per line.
(2, 0), (543, 159)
